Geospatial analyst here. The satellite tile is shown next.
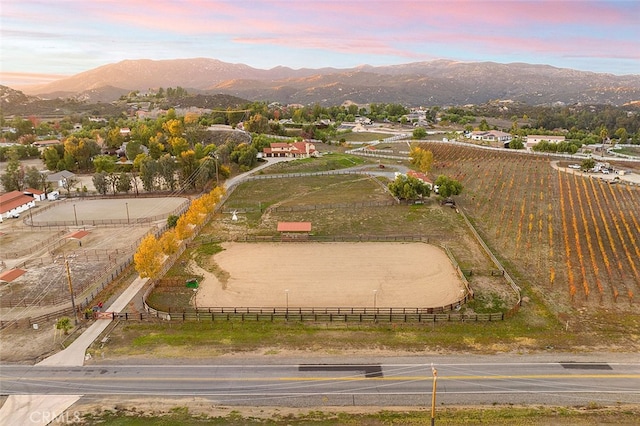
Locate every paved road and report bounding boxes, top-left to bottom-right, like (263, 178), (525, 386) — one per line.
(2, 358), (639, 407)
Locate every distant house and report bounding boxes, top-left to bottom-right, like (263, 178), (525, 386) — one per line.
(468, 130), (512, 143)
(263, 142), (318, 158)
(526, 135), (565, 149)
(406, 170), (433, 189)
(47, 170), (75, 188)
(0, 190), (36, 221)
(33, 139), (61, 150)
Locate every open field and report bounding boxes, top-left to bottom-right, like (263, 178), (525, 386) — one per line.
(193, 242), (465, 308)
(255, 152), (368, 175)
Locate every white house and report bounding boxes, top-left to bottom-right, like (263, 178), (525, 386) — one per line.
(47, 170), (75, 188)
(468, 130), (512, 143)
(526, 135), (566, 149)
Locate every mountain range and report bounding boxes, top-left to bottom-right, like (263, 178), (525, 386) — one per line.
(13, 58), (640, 107)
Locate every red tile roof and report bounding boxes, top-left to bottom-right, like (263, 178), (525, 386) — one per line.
(66, 230), (90, 239)
(24, 188), (44, 195)
(0, 268), (26, 283)
(277, 222), (312, 232)
(0, 191), (34, 214)
(407, 170), (432, 184)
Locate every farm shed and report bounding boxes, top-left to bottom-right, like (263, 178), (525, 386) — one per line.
(277, 222), (312, 240)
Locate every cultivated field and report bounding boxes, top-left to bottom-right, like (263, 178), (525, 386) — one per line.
(421, 142), (640, 311)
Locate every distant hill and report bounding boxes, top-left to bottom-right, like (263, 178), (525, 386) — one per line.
(15, 58), (640, 107)
(0, 84), (249, 117)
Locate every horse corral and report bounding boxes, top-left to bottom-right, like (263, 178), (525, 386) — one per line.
(0, 197), (189, 306)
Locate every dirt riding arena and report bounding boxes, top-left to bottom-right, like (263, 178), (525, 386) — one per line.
(194, 242), (466, 308)
(29, 197), (188, 225)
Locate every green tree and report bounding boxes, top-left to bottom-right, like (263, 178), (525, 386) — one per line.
(139, 156), (158, 192)
(157, 154), (177, 191)
(244, 113), (269, 134)
(412, 127), (427, 139)
(167, 214), (179, 228)
(509, 138), (524, 149)
(62, 176), (79, 196)
(614, 127), (628, 146)
(56, 317), (73, 335)
(178, 150), (198, 190)
(125, 140), (144, 160)
(0, 151), (25, 191)
(116, 172), (132, 193)
(42, 146), (63, 171)
(93, 155), (116, 173)
(388, 175), (431, 201)
(581, 158), (596, 171)
(24, 166), (43, 190)
(92, 171), (109, 195)
(434, 175), (463, 198)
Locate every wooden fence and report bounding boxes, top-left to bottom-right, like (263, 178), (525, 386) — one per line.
(139, 307), (504, 323)
(0, 306), (77, 330)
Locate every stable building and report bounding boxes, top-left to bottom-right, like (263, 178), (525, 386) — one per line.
(0, 191), (36, 221)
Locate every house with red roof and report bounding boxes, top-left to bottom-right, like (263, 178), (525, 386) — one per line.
(0, 190), (36, 221)
(407, 170), (433, 189)
(263, 141), (318, 158)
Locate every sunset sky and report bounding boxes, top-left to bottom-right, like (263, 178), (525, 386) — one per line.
(1, 0), (639, 87)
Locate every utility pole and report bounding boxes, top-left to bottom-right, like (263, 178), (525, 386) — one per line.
(431, 364), (438, 426)
(65, 258), (78, 325)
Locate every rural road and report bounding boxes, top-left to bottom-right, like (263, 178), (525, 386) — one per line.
(2, 356), (639, 407)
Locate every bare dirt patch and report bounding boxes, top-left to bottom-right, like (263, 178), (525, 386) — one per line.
(195, 242), (465, 308)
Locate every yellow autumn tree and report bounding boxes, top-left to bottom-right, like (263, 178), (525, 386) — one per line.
(159, 229), (179, 255)
(162, 118), (184, 137)
(134, 234), (163, 278)
(409, 144), (434, 173)
(174, 214), (193, 240)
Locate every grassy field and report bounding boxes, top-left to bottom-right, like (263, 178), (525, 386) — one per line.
(338, 131), (395, 142)
(612, 146), (640, 157)
(77, 403), (640, 425)
(256, 152), (368, 174)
